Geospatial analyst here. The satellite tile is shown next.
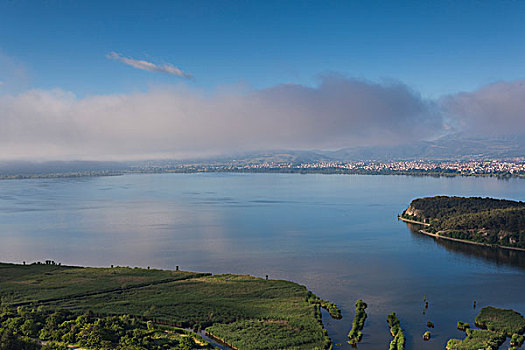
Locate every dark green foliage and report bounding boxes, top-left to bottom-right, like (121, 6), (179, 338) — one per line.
(305, 291), (342, 319)
(0, 308), (211, 350)
(0, 263), (336, 349)
(347, 299), (367, 344)
(457, 321), (470, 331)
(448, 307), (525, 350)
(446, 329), (506, 350)
(41, 343), (69, 350)
(402, 196), (525, 248)
(0, 328), (40, 350)
(387, 313), (405, 350)
(510, 333), (525, 347)
(406, 196), (525, 220)
(474, 306), (525, 337)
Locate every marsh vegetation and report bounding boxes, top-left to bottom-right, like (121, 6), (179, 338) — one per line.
(0, 263), (340, 350)
(347, 299), (367, 345)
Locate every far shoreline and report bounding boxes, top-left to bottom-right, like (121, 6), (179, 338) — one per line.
(2, 167), (525, 181)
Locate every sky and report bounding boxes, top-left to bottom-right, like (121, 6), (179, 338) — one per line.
(0, 0), (525, 160)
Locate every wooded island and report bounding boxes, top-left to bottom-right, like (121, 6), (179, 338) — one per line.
(401, 196), (525, 250)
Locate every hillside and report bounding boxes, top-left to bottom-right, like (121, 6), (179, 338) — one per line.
(401, 196), (525, 249)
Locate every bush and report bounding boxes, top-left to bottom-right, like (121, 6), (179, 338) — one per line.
(347, 299), (367, 344)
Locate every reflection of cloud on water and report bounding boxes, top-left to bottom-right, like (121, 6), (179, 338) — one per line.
(74, 200), (233, 268)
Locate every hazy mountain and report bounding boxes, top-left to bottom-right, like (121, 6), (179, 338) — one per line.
(327, 134), (525, 161)
(0, 161), (129, 176)
(0, 135), (523, 176)
(200, 135), (525, 163)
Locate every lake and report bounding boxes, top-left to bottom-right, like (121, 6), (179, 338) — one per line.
(0, 173), (524, 349)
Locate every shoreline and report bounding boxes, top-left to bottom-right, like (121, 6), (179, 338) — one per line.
(399, 216), (525, 252)
(397, 216), (430, 226)
(2, 169), (525, 181)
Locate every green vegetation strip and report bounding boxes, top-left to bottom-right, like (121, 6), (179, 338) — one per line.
(0, 263), (341, 350)
(401, 196), (525, 249)
(447, 306), (525, 350)
(347, 299), (367, 345)
(446, 329), (506, 350)
(387, 313), (405, 350)
(475, 306), (525, 337)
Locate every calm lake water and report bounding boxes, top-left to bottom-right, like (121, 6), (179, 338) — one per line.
(1, 173), (524, 349)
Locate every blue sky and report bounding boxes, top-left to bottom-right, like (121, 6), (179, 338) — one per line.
(1, 0), (524, 98)
(1, 1), (525, 160)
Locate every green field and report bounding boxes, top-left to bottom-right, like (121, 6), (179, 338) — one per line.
(0, 262), (339, 350)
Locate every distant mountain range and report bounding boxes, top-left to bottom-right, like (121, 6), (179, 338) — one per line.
(205, 134), (525, 164)
(1, 135), (524, 175)
(325, 134), (525, 161)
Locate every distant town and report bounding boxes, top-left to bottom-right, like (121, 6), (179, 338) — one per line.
(131, 159), (525, 178)
(2, 159), (525, 180)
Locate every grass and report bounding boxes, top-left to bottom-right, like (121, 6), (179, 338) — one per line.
(387, 313), (405, 350)
(0, 263), (339, 350)
(347, 299), (367, 345)
(447, 306), (525, 350)
(457, 321), (470, 331)
(206, 319), (330, 350)
(0, 262), (205, 306)
(475, 306), (525, 337)
(446, 329), (506, 350)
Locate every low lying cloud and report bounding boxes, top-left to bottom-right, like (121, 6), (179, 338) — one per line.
(0, 75), (444, 160)
(2, 74), (524, 161)
(107, 52), (192, 79)
(441, 79), (525, 136)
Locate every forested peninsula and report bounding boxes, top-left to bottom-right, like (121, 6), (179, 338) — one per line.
(401, 196), (525, 250)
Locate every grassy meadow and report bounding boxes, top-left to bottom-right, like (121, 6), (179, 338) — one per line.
(0, 262), (338, 350)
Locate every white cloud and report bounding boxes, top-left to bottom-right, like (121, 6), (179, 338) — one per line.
(0, 76), (443, 161)
(441, 79), (525, 136)
(107, 52), (192, 79)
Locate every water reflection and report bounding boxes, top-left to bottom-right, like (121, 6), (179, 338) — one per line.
(406, 223), (525, 270)
(1, 173), (525, 350)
